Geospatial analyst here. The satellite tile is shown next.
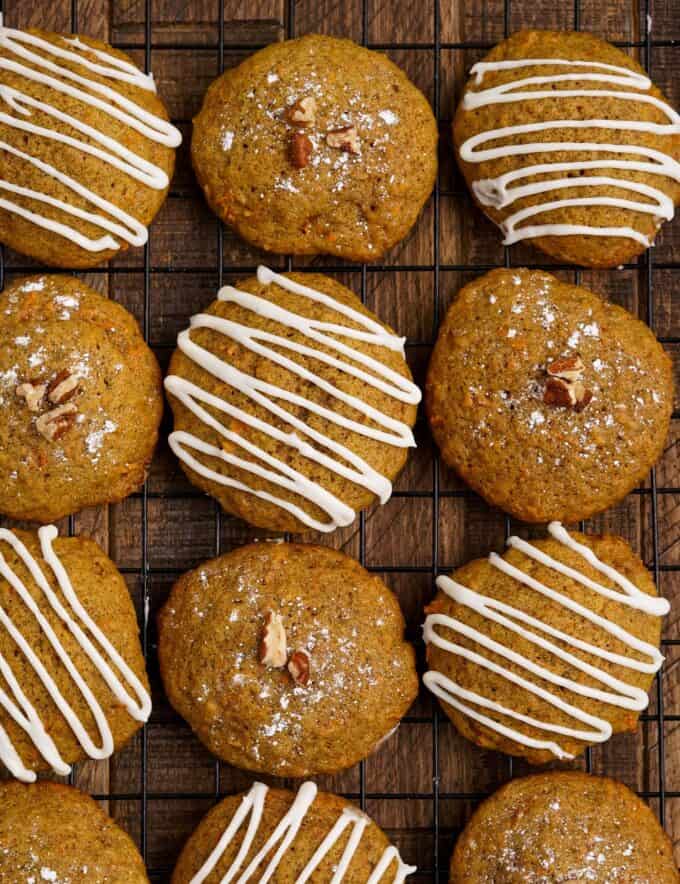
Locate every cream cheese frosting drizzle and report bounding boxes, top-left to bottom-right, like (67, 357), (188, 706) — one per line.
(423, 522), (668, 760)
(190, 781), (416, 884)
(459, 57), (680, 246)
(0, 525), (151, 782)
(165, 266), (421, 533)
(0, 18), (181, 252)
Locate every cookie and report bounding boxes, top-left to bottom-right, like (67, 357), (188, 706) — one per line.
(165, 266), (420, 533)
(0, 525), (150, 781)
(191, 34), (437, 261)
(453, 29), (680, 268)
(423, 522), (667, 764)
(0, 780), (148, 882)
(0, 23), (181, 268)
(158, 541), (417, 777)
(0, 274), (163, 522)
(172, 780), (416, 883)
(451, 771), (678, 882)
(426, 268), (673, 523)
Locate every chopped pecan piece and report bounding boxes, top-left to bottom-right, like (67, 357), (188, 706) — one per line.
(572, 381), (594, 413)
(288, 649), (310, 686)
(16, 381), (47, 412)
(543, 377), (592, 412)
(47, 370), (79, 405)
(290, 132), (313, 169)
(543, 376), (576, 408)
(35, 403), (78, 441)
(258, 611), (287, 668)
(286, 96), (317, 127)
(326, 125), (360, 154)
(546, 355), (584, 383)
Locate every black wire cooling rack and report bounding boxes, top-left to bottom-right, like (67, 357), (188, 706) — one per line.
(1, 0), (679, 880)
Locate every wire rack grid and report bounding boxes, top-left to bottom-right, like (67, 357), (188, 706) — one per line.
(0, 0), (679, 880)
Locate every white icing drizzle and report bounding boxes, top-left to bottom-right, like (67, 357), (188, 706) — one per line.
(459, 57), (680, 246)
(190, 780), (416, 884)
(423, 522), (668, 760)
(0, 19), (181, 252)
(0, 525), (151, 782)
(165, 266), (421, 533)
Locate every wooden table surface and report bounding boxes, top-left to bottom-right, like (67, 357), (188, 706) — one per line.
(2, 0), (680, 879)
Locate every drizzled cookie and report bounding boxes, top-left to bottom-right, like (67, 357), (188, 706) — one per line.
(454, 29), (680, 267)
(172, 781), (416, 884)
(424, 523), (666, 764)
(0, 526), (150, 781)
(0, 21), (181, 268)
(165, 267), (420, 533)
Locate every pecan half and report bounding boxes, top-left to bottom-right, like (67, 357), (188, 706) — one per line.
(288, 649), (310, 686)
(47, 370), (79, 405)
(286, 96), (317, 127)
(547, 355), (584, 383)
(16, 381), (47, 412)
(326, 125), (360, 154)
(290, 132), (313, 169)
(35, 403), (78, 441)
(258, 611), (287, 668)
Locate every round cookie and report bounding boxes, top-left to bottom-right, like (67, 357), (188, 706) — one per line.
(158, 541), (417, 777)
(0, 274), (163, 522)
(426, 268), (673, 523)
(453, 29), (680, 268)
(424, 522), (667, 765)
(0, 781), (148, 882)
(0, 23), (181, 268)
(0, 525), (150, 781)
(172, 780), (416, 883)
(191, 34), (437, 261)
(451, 772), (678, 882)
(164, 266), (421, 534)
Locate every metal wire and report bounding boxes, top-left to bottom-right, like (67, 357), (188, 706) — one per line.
(0, 0), (676, 880)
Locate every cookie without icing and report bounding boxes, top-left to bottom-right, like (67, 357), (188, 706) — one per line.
(191, 34), (438, 261)
(426, 268), (673, 523)
(451, 772), (678, 883)
(453, 29), (680, 268)
(165, 266), (420, 534)
(158, 541), (417, 778)
(172, 780), (415, 884)
(0, 23), (180, 269)
(0, 526), (150, 781)
(0, 274), (163, 522)
(0, 781), (148, 882)
(424, 522), (666, 765)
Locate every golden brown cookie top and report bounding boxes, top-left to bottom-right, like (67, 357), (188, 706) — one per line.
(0, 274), (162, 522)
(0, 24), (180, 268)
(158, 541), (417, 777)
(165, 267), (420, 534)
(453, 29), (680, 267)
(0, 526), (150, 780)
(426, 268), (673, 523)
(0, 781), (148, 882)
(451, 772), (679, 883)
(171, 781), (415, 884)
(424, 523), (666, 764)
(191, 34), (438, 260)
